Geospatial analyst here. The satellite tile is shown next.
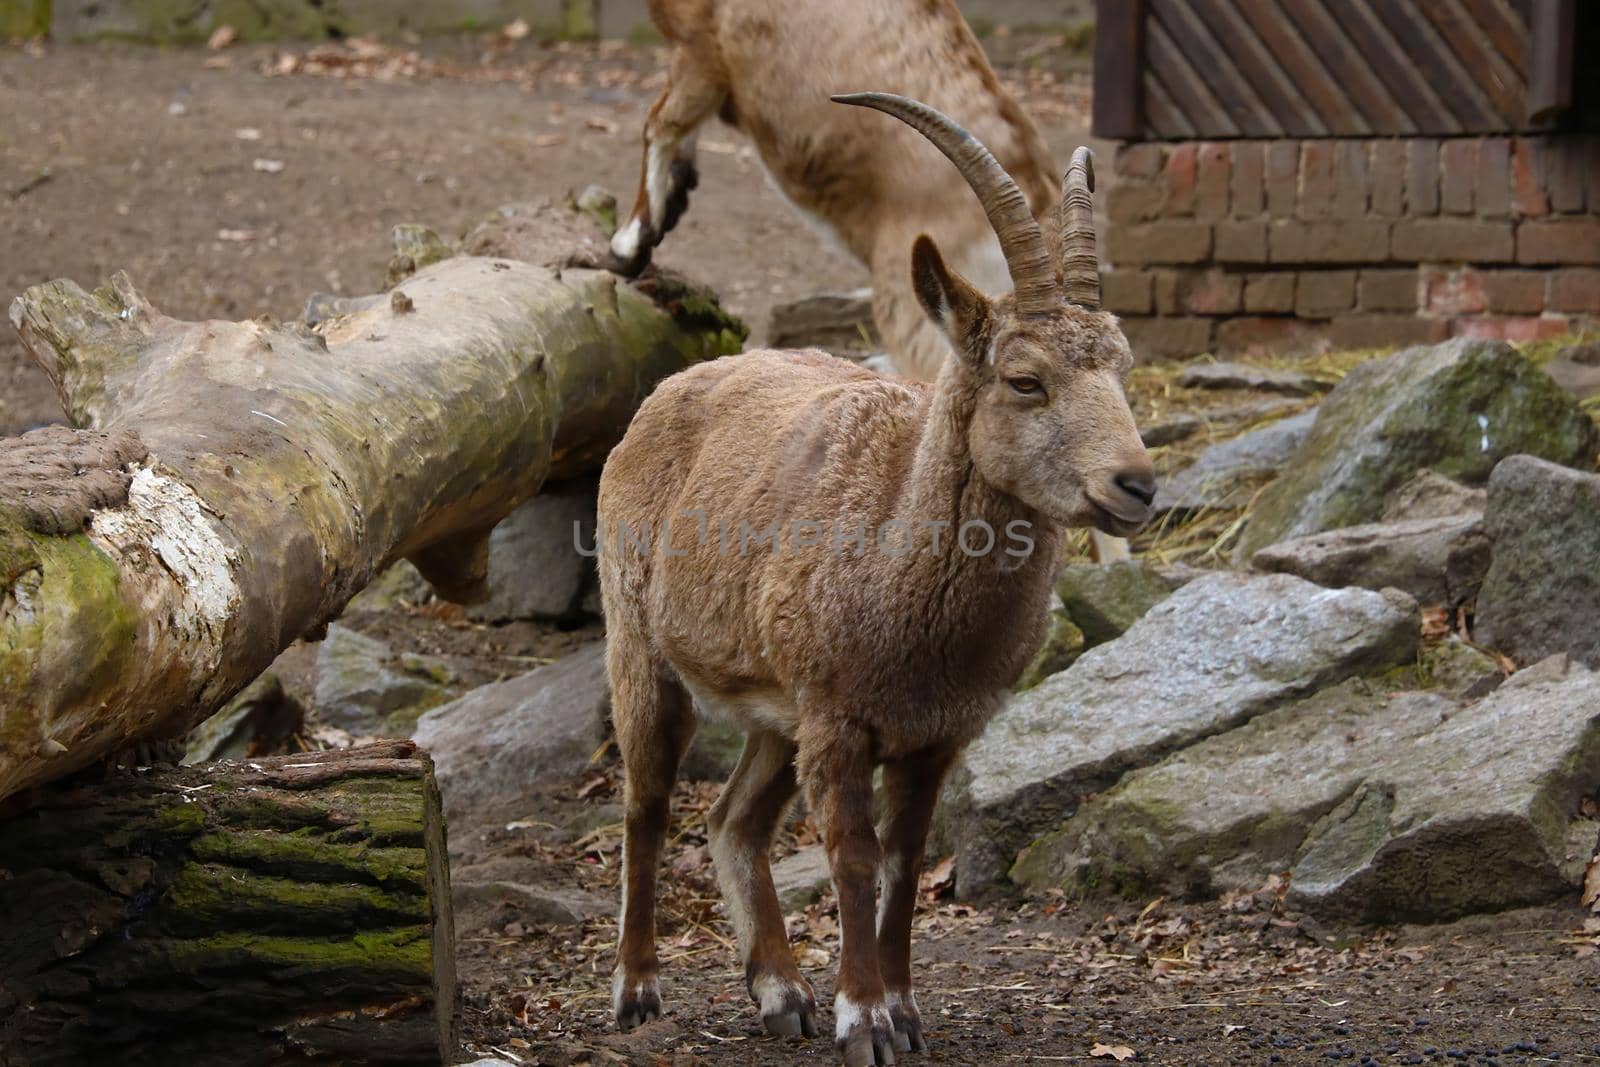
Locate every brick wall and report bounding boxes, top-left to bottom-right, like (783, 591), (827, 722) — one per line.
(1104, 136), (1600, 359)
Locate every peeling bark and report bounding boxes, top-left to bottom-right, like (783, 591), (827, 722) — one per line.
(1, 235), (744, 802)
(0, 741), (456, 1066)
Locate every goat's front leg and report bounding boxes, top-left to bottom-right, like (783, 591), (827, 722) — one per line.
(609, 50), (725, 275)
(799, 724), (898, 1067)
(875, 746), (960, 1054)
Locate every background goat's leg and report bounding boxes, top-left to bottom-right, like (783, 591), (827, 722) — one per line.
(610, 50), (726, 273)
(706, 730), (818, 1037)
(611, 660), (696, 1030)
(801, 729), (899, 1066)
(875, 746), (960, 1053)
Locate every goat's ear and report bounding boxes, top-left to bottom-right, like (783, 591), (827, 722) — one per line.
(911, 235), (991, 357)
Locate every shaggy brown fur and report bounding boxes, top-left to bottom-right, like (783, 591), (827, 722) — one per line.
(607, 0), (1059, 382)
(600, 96), (1153, 1059)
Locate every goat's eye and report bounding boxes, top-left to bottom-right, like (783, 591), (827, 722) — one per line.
(1007, 376), (1043, 396)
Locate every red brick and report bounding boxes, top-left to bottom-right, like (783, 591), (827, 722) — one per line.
(1451, 316), (1571, 342)
(1153, 270), (1180, 315)
(1265, 141), (1299, 217)
(1357, 269), (1420, 312)
(1216, 316), (1330, 357)
(1511, 139), (1550, 217)
(1196, 142), (1230, 221)
(1102, 269), (1154, 314)
(1548, 139), (1588, 213)
(1181, 269), (1244, 314)
(1107, 179), (1164, 224)
(1165, 143), (1199, 217)
(1423, 268), (1488, 315)
(1480, 270), (1549, 314)
(1243, 272), (1296, 313)
(1440, 139), (1477, 215)
(1586, 136), (1600, 212)
(1116, 143), (1166, 179)
(1298, 141), (1335, 220)
(1268, 220), (1391, 263)
(1548, 268), (1600, 313)
(1405, 139), (1440, 216)
(1370, 141), (1405, 217)
(1329, 314), (1450, 350)
(1475, 138), (1511, 218)
(1106, 221), (1212, 265)
(1215, 221), (1268, 263)
(1296, 270), (1358, 318)
(1333, 141), (1370, 219)
(1391, 219), (1515, 262)
(1516, 220), (1600, 264)
(1119, 316), (1215, 361)
(1230, 142), (1265, 218)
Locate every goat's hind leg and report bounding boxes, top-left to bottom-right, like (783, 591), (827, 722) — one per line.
(611, 650), (695, 1030)
(609, 49), (725, 274)
(707, 729), (819, 1038)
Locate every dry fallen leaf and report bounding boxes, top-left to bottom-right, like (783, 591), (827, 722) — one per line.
(503, 17), (531, 40)
(1091, 1043), (1136, 1061)
(207, 24), (239, 50)
(252, 158), (286, 173)
(1582, 849), (1600, 913)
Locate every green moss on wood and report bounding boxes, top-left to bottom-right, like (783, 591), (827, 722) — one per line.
(190, 828), (427, 888)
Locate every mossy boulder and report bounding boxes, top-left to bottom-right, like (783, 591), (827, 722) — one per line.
(1014, 646), (1596, 922)
(1236, 339), (1599, 561)
(0, 0), (49, 37)
(947, 573), (1420, 894)
(1014, 598), (1086, 691)
(1054, 560), (1190, 648)
(314, 624), (453, 736)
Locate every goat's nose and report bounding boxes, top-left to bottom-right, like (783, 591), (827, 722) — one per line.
(1113, 468), (1157, 509)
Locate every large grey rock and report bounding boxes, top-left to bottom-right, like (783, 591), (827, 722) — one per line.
(1179, 361), (1333, 397)
(1153, 411), (1317, 518)
(1013, 649), (1598, 922)
(767, 289), (876, 352)
(184, 673), (304, 764)
(1053, 560), (1190, 648)
(414, 643), (610, 815)
(314, 624), (451, 735)
(947, 573), (1419, 892)
(468, 480), (599, 624)
(1250, 512), (1489, 607)
(1475, 456), (1600, 667)
(1235, 339), (1598, 559)
(452, 856), (614, 924)
(772, 846), (833, 913)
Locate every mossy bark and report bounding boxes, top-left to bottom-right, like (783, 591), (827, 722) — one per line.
(0, 741), (456, 1066)
(2, 236), (743, 804)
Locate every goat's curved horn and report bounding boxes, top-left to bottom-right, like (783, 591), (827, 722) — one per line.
(832, 91), (1057, 316)
(1060, 146), (1100, 309)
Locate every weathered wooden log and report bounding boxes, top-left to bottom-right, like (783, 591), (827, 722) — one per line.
(0, 741), (455, 1066)
(0, 228), (744, 803)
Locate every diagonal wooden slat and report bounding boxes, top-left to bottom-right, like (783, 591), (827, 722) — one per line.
(1277, 0), (1425, 134)
(1187, 0), (1330, 136)
(1230, 0), (1365, 135)
(1416, 0), (1529, 124)
(1365, 0), (1502, 128)
(1153, 0), (1283, 137)
(1458, 0), (1531, 77)
(1145, 15), (1242, 138)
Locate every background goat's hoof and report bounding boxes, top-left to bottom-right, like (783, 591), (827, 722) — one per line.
(756, 973), (819, 1038)
(887, 993), (926, 1053)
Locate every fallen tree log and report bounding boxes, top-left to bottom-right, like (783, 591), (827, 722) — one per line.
(0, 741), (455, 1066)
(0, 232), (743, 803)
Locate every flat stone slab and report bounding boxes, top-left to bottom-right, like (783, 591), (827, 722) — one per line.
(947, 573), (1419, 892)
(1012, 650), (1598, 922)
(1153, 411), (1317, 518)
(1179, 361), (1334, 396)
(1251, 512), (1488, 607)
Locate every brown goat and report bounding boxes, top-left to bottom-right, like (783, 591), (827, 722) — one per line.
(598, 94), (1154, 1066)
(607, 0), (1059, 383)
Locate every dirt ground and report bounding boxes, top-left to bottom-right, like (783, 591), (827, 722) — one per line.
(4, 35), (1600, 1067)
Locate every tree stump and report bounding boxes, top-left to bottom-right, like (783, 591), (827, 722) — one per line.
(0, 742), (457, 1066)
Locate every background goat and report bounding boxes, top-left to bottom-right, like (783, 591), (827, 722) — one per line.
(599, 93), (1155, 1066)
(608, 0), (1059, 383)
